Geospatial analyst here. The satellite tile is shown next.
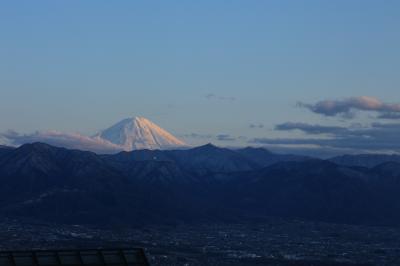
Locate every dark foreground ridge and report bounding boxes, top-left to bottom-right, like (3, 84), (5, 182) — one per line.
(1, 143), (400, 226)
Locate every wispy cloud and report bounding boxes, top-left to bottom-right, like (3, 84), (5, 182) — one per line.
(298, 96), (400, 118)
(250, 122), (400, 153)
(275, 122), (349, 136)
(377, 112), (400, 119)
(249, 123), (264, 129)
(216, 134), (236, 141)
(182, 132), (240, 142)
(252, 97), (400, 156)
(1, 130), (122, 154)
(181, 133), (213, 139)
(205, 93), (236, 101)
(0, 133), (12, 146)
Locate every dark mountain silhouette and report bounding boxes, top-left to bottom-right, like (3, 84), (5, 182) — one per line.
(1, 143), (400, 226)
(0, 145), (13, 158)
(105, 143), (260, 175)
(236, 146), (310, 167)
(0, 145), (13, 149)
(0, 143), (134, 223)
(330, 154), (400, 168)
(222, 160), (385, 225)
(0, 143), (212, 224)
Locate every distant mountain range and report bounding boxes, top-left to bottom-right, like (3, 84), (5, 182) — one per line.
(0, 145), (12, 157)
(329, 154), (400, 168)
(1, 143), (400, 226)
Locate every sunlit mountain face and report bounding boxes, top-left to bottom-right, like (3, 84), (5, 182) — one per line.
(94, 116), (187, 150)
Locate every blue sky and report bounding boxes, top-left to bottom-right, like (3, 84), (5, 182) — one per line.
(1, 1), (400, 155)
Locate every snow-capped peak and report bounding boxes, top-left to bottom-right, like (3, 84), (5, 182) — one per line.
(94, 117), (186, 150)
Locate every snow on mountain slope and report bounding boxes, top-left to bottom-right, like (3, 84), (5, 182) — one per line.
(94, 117), (187, 150)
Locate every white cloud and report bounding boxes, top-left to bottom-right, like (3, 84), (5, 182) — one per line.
(250, 122), (400, 154)
(2, 130), (123, 154)
(205, 93), (236, 101)
(298, 96), (400, 118)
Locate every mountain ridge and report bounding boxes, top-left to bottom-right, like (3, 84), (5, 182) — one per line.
(2, 142), (400, 226)
(330, 154), (400, 168)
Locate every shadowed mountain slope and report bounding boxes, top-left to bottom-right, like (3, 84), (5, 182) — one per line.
(330, 154), (400, 168)
(236, 146), (310, 167)
(1, 143), (400, 226)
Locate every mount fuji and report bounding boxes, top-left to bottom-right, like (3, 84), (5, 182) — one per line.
(94, 117), (187, 150)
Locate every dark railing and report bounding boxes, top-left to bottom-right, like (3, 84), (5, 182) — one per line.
(0, 248), (149, 266)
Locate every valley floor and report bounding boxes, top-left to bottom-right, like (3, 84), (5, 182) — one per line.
(0, 218), (399, 266)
